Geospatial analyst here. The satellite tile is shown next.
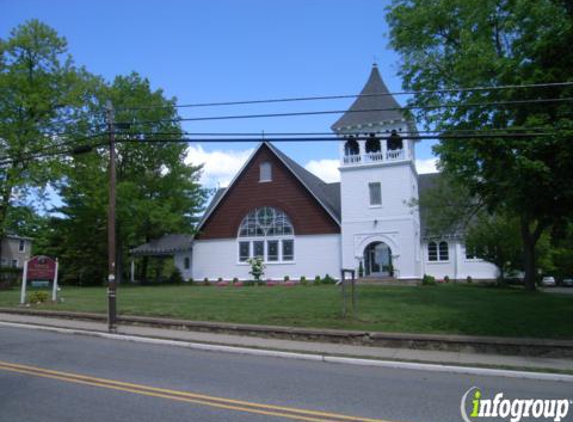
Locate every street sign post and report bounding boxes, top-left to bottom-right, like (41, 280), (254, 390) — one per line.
(20, 256), (59, 304)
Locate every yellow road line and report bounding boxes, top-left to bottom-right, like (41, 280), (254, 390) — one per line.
(0, 361), (399, 422)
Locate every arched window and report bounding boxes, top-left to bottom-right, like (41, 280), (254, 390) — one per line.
(387, 130), (403, 151)
(365, 133), (381, 153)
(439, 241), (449, 261)
(428, 242), (438, 261)
(344, 137), (359, 156)
(238, 207), (294, 262)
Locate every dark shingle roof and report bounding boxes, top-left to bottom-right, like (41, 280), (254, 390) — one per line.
(267, 143), (341, 221)
(130, 234), (193, 256)
(331, 65), (405, 131)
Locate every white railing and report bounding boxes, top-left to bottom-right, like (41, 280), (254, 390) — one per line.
(386, 149), (405, 160)
(365, 152), (384, 163)
(342, 149), (406, 165)
(343, 154), (362, 164)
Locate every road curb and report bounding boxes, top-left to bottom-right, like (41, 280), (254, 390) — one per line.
(1, 320), (572, 383)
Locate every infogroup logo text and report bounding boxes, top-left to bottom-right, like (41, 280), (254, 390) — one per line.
(461, 386), (571, 422)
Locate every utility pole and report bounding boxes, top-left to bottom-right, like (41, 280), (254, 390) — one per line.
(106, 100), (117, 332)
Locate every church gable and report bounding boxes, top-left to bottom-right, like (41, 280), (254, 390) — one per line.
(196, 143), (340, 240)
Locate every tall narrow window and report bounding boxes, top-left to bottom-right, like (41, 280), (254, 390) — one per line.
(260, 161), (272, 182)
(428, 242), (438, 261)
(253, 241), (265, 259)
(18, 240), (25, 252)
(239, 241), (250, 262)
(184, 257), (190, 270)
(282, 239), (294, 261)
(369, 182), (382, 206)
(439, 241), (449, 261)
(267, 240), (279, 261)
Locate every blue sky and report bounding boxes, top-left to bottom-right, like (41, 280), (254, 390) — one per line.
(1, 0), (438, 187)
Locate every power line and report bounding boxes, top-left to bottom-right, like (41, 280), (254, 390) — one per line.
(0, 132), (107, 165)
(116, 132), (558, 144)
(115, 81), (573, 111)
(124, 126), (550, 137)
(114, 97), (573, 126)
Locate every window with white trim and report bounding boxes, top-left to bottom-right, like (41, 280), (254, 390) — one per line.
(18, 240), (25, 252)
(428, 242), (438, 261)
(238, 207), (294, 262)
(260, 161), (272, 182)
(439, 241), (449, 261)
(428, 241), (449, 262)
(369, 182), (382, 206)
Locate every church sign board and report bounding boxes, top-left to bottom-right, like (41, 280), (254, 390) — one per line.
(20, 255), (59, 304)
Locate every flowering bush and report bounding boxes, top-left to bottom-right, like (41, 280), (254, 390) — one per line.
(247, 257), (266, 282)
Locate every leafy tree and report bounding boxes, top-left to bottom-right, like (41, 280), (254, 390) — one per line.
(387, 0), (573, 289)
(0, 20), (95, 256)
(464, 213), (522, 283)
(53, 72), (207, 284)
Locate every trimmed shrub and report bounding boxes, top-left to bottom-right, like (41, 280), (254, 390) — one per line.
(29, 291), (49, 304)
(322, 274), (336, 285)
(203, 277), (210, 286)
(466, 276), (473, 284)
(314, 275), (321, 285)
(422, 274), (436, 286)
(444, 275), (450, 283)
(300, 276), (308, 286)
(232, 277), (239, 284)
(169, 268), (184, 284)
(284, 275), (290, 282)
(358, 261), (364, 278)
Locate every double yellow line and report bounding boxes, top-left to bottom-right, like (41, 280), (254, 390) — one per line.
(0, 360), (396, 422)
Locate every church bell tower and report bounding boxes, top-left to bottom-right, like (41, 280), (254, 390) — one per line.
(332, 64), (421, 280)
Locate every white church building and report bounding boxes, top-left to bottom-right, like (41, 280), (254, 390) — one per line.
(132, 65), (498, 283)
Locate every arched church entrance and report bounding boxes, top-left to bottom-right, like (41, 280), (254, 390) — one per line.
(364, 242), (392, 277)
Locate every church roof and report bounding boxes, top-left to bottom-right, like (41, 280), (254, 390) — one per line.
(331, 64), (405, 131)
(268, 143), (341, 221)
(130, 234), (193, 256)
(195, 142), (342, 234)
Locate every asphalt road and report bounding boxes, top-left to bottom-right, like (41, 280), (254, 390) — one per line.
(0, 326), (570, 422)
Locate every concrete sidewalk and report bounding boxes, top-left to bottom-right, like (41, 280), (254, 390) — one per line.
(1, 312), (572, 375)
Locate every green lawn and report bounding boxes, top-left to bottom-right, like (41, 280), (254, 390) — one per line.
(1, 284), (572, 339)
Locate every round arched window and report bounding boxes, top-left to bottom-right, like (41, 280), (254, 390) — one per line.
(238, 207), (294, 262)
(238, 207), (294, 237)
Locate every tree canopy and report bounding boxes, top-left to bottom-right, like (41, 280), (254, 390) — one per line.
(1, 20), (208, 283)
(387, 0), (573, 289)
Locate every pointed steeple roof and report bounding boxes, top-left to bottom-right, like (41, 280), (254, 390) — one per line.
(331, 64), (405, 131)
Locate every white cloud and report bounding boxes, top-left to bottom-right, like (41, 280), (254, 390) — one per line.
(415, 158), (439, 174)
(304, 159), (340, 183)
(185, 145), (254, 188)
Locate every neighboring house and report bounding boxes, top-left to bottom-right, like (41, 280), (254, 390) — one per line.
(1, 235), (32, 269)
(133, 65), (497, 282)
(130, 234), (193, 281)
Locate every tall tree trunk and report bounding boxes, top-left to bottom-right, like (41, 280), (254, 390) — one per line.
(520, 216), (546, 291)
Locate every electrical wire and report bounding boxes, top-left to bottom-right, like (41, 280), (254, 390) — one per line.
(115, 81), (573, 111)
(114, 97), (573, 126)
